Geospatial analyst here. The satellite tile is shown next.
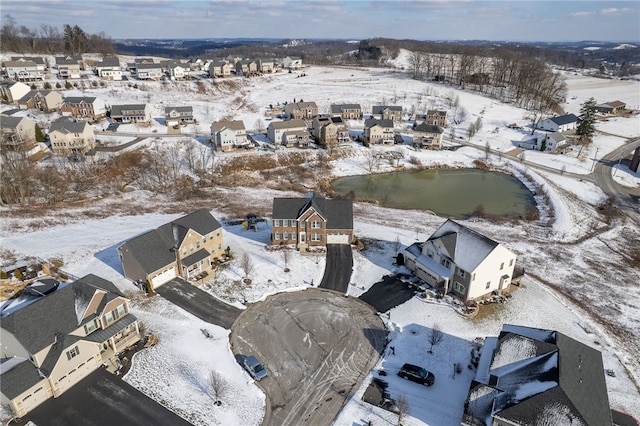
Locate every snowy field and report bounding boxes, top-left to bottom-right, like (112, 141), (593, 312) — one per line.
(1, 54), (640, 425)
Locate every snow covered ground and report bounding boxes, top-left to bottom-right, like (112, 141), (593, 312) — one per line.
(1, 57), (640, 425)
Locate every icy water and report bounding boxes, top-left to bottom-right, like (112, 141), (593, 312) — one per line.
(331, 168), (536, 219)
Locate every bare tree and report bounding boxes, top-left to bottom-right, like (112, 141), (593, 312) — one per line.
(239, 252), (254, 280)
(366, 151), (379, 173)
(396, 393), (410, 425)
(428, 323), (444, 353)
(393, 236), (401, 254)
(207, 370), (228, 404)
(254, 118), (266, 133)
(484, 142), (491, 162)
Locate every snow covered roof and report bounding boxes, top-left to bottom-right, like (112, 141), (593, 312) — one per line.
(372, 105), (402, 113)
(466, 324), (612, 426)
(427, 219), (500, 272)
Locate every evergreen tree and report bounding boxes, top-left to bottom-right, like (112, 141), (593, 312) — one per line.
(35, 124), (45, 142)
(576, 97), (597, 143)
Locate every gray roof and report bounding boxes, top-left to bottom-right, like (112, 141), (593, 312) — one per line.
(0, 358), (44, 399)
(212, 120), (245, 132)
(272, 194), (353, 231)
(0, 274), (122, 356)
(111, 104), (148, 116)
(121, 209), (222, 275)
(548, 132), (566, 143)
(49, 119), (88, 134)
(12, 56), (46, 65)
(0, 114), (27, 130)
(182, 248), (211, 267)
(165, 106), (193, 115)
(427, 219), (499, 272)
(331, 104), (362, 114)
(55, 56), (82, 66)
(364, 118), (394, 129)
(414, 123), (443, 133)
(136, 62), (162, 70)
(96, 56), (120, 67)
(372, 105), (402, 114)
(549, 113), (579, 126)
(63, 96), (98, 106)
(268, 119), (306, 130)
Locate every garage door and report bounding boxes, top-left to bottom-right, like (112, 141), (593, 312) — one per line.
(18, 384), (51, 415)
(56, 356), (96, 394)
(151, 267), (176, 289)
(327, 234), (350, 244)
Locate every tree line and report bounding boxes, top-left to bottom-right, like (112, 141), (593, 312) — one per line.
(1, 15), (114, 55)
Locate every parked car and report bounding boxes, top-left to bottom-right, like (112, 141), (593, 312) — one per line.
(243, 355), (268, 381)
(398, 363), (435, 386)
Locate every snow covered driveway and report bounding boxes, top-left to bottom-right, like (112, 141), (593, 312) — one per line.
(230, 288), (387, 425)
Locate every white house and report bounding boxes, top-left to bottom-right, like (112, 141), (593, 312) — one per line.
(266, 120), (308, 145)
(404, 219), (518, 301)
(0, 81), (30, 104)
(518, 132), (571, 153)
(282, 56), (303, 70)
(537, 114), (578, 132)
(211, 120), (248, 151)
(95, 56), (122, 80)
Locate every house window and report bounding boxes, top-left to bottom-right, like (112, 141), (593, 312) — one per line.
(275, 233), (281, 240)
(84, 319), (98, 334)
(486, 281), (491, 289)
(509, 259), (514, 266)
(66, 345), (80, 360)
(311, 221), (321, 229)
(500, 262), (504, 270)
(182, 249), (187, 256)
(273, 219), (281, 227)
(472, 273), (476, 281)
(282, 233), (288, 240)
(300, 222), (306, 229)
(311, 234), (322, 242)
(457, 269), (466, 278)
(454, 282), (465, 293)
(196, 241), (201, 249)
(190, 243), (194, 253)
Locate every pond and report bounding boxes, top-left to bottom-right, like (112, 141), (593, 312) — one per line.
(331, 168), (536, 219)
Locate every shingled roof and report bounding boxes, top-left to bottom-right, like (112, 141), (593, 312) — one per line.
(272, 193), (353, 231)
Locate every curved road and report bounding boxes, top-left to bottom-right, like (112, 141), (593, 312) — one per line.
(230, 289), (387, 426)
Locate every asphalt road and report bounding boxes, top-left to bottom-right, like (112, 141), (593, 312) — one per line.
(593, 138), (640, 227)
(16, 368), (192, 426)
(319, 244), (353, 292)
(359, 274), (418, 313)
(155, 277), (241, 329)
(230, 289), (387, 426)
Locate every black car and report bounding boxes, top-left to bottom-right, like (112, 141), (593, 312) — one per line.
(398, 363), (435, 386)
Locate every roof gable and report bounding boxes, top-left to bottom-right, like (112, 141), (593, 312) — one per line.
(428, 219), (499, 271)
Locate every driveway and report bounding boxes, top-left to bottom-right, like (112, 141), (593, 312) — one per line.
(230, 288), (387, 426)
(359, 274), (417, 313)
(155, 277), (241, 329)
(15, 368), (192, 426)
(319, 244), (353, 292)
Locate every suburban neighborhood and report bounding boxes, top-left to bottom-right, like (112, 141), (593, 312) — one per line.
(0, 15), (639, 426)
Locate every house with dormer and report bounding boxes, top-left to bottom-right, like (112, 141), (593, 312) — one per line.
(330, 104), (363, 120)
(94, 56), (122, 80)
(413, 123), (444, 150)
(272, 193), (353, 250)
(60, 96), (107, 120)
(117, 209), (224, 289)
(284, 101), (319, 120)
(0, 274), (140, 418)
(364, 118), (394, 145)
(55, 55), (83, 79)
(404, 219), (517, 301)
(312, 116), (349, 148)
(463, 324), (612, 426)
(372, 105), (403, 123)
(211, 120), (248, 151)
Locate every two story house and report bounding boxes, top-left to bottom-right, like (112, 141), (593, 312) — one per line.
(94, 56), (122, 80)
(331, 104), (363, 120)
(312, 116), (349, 148)
(118, 209), (224, 290)
(235, 59), (258, 76)
(208, 60), (231, 78)
(11, 56), (47, 72)
(110, 104), (151, 123)
(282, 56), (303, 70)
(463, 324), (612, 426)
(48, 118), (96, 157)
(257, 58), (276, 73)
(272, 193), (354, 250)
(537, 114), (579, 132)
(0, 81), (30, 104)
(60, 96), (108, 120)
(364, 118), (394, 145)
(211, 120), (248, 151)
(165, 106), (194, 127)
(415, 110), (448, 128)
(0, 115), (37, 152)
(18, 90), (63, 113)
(3, 60), (42, 81)
(404, 219), (517, 301)
(413, 123), (444, 150)
(135, 62), (163, 80)
(267, 120), (309, 146)
(284, 101), (319, 120)
(372, 105), (403, 123)
(55, 55), (83, 79)
(0, 274), (140, 418)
